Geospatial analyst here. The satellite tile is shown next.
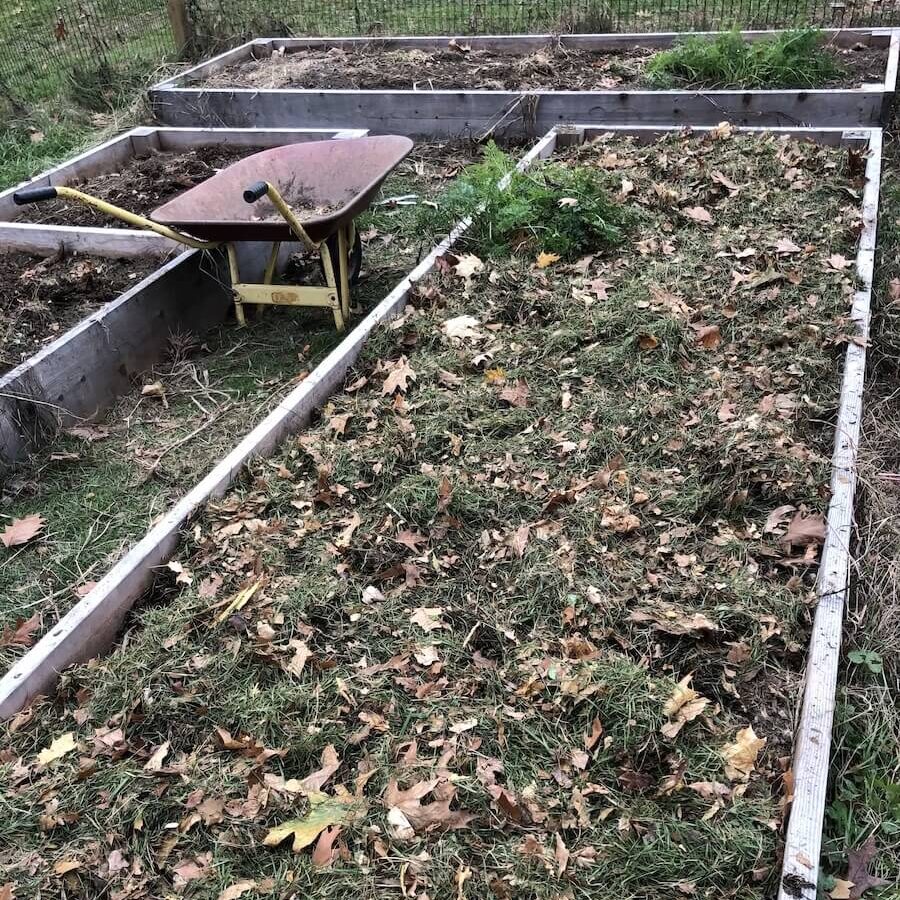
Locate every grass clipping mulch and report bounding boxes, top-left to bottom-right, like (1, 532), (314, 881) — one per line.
(0, 129), (864, 899)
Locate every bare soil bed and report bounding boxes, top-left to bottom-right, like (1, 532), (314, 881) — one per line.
(203, 41), (887, 91)
(0, 130), (864, 898)
(0, 138), (487, 671)
(14, 146), (253, 229)
(0, 251), (158, 373)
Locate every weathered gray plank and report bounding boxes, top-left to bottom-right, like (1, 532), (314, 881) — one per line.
(776, 127), (882, 900)
(0, 249), (231, 464)
(150, 85), (886, 136)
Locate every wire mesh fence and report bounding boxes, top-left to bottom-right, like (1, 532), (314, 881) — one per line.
(1, 0), (899, 106)
(0, 1), (172, 105)
(188, 0), (900, 51)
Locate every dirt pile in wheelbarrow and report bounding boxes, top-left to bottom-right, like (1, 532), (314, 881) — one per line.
(0, 251), (158, 373)
(205, 40), (886, 91)
(14, 146), (253, 230)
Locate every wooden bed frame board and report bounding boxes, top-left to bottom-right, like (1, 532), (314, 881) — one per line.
(0, 126), (368, 258)
(0, 126), (882, 900)
(0, 239), (300, 465)
(149, 28), (900, 135)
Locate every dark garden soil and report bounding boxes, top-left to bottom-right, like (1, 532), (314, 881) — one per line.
(204, 41), (887, 91)
(0, 251), (158, 373)
(14, 146), (254, 229)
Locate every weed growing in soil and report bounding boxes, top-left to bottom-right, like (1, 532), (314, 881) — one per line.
(646, 28), (842, 88)
(0, 131), (863, 899)
(420, 142), (630, 259)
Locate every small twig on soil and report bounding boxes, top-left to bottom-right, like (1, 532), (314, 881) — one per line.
(141, 409), (231, 480)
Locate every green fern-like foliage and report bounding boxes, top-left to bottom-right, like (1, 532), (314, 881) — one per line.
(419, 142), (629, 260)
(646, 28), (843, 89)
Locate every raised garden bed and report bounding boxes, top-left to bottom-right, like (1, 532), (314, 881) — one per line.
(150, 29), (900, 136)
(0, 128), (370, 466)
(0, 124), (880, 900)
(0, 126), (368, 258)
(0, 137), (498, 670)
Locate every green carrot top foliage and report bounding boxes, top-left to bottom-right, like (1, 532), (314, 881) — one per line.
(645, 28), (843, 89)
(419, 141), (631, 260)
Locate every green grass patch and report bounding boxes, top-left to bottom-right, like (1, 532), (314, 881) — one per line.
(646, 28), (843, 88)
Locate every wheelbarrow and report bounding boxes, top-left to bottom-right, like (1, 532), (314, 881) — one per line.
(13, 136), (414, 331)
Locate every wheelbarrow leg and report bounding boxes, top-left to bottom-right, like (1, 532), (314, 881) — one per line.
(319, 242), (346, 332)
(337, 224), (352, 325)
(226, 244), (246, 327)
(254, 241), (282, 321)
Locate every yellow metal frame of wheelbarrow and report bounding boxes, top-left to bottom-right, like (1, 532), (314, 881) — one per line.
(13, 183), (357, 332)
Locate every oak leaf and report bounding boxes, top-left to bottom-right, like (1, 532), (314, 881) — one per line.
(499, 379), (529, 408)
(844, 835), (888, 898)
(0, 613), (40, 648)
(263, 793), (359, 853)
(382, 357), (417, 395)
(383, 777), (474, 835)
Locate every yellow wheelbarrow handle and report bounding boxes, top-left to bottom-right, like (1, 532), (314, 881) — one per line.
(12, 185), (221, 251)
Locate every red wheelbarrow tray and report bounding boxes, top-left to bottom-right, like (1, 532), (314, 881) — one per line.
(151, 135), (414, 244)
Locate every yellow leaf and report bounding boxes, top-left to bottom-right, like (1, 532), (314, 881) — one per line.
(722, 725), (766, 781)
(37, 732), (76, 766)
(263, 793), (359, 853)
(218, 881), (258, 900)
(661, 675), (709, 739)
(536, 251), (561, 269)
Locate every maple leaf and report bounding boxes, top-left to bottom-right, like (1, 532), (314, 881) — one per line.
(264, 793), (360, 853)
(37, 732), (77, 766)
(844, 835), (888, 898)
(0, 613), (40, 648)
(454, 254), (483, 279)
(381, 356), (416, 395)
(1, 514), (45, 548)
(536, 251), (561, 269)
(722, 725), (766, 781)
(383, 777), (474, 835)
(499, 379), (529, 408)
(661, 675), (709, 739)
(442, 315), (483, 341)
(683, 206), (713, 225)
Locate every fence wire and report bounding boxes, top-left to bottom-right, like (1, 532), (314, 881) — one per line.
(1, 0), (898, 105)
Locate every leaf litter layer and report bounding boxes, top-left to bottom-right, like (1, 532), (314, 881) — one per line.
(0, 139), (482, 670)
(0, 130), (865, 899)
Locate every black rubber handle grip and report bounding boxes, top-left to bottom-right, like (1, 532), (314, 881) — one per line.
(13, 186), (59, 205)
(243, 181), (268, 203)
